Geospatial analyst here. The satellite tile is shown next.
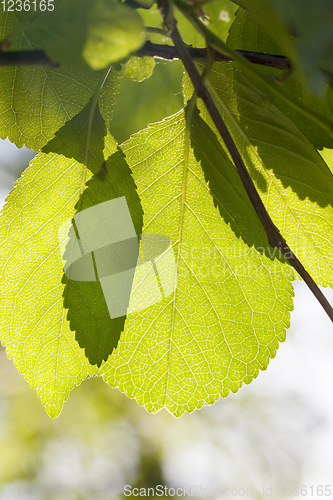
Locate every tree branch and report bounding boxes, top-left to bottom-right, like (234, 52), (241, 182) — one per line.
(161, 10), (333, 322)
(0, 49), (58, 67)
(0, 43), (332, 85)
(0, 43), (290, 71)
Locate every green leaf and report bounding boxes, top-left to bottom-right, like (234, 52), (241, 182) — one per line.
(0, 10), (121, 149)
(320, 148), (333, 175)
(227, 7), (333, 150)
(235, 0), (333, 94)
(98, 110), (294, 417)
(138, 1), (237, 47)
(136, 5), (165, 45)
(83, 0), (145, 70)
(175, 8), (205, 48)
(24, 0), (145, 70)
(42, 94), (142, 367)
(62, 149), (143, 367)
(0, 98), (117, 417)
(23, 0), (91, 69)
(124, 56), (155, 82)
(183, 64), (333, 287)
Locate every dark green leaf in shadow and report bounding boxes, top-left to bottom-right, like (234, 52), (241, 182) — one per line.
(191, 110), (280, 258)
(42, 97), (106, 170)
(234, 0), (333, 94)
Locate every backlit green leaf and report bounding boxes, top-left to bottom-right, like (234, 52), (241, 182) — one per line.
(23, 0), (145, 70)
(0, 98), (117, 417)
(203, 0), (237, 42)
(0, 10), (121, 149)
(83, 0), (145, 70)
(99, 110), (294, 417)
(109, 60), (184, 144)
(124, 56), (155, 82)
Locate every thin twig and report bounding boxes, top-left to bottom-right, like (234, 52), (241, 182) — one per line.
(0, 49), (58, 67)
(0, 44), (289, 70)
(161, 9), (333, 322)
(137, 41), (292, 71)
(144, 27), (170, 37)
(0, 44), (296, 72)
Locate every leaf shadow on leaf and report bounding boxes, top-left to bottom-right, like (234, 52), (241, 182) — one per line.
(62, 276), (126, 368)
(62, 150), (143, 367)
(42, 98), (106, 173)
(61, 150), (143, 367)
(227, 7), (333, 151)
(43, 101), (143, 367)
(239, 144), (268, 194)
(190, 110), (287, 262)
(237, 103), (333, 210)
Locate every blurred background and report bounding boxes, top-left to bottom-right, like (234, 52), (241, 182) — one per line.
(0, 2), (333, 496)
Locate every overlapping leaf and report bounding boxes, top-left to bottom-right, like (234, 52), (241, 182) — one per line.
(83, 0), (144, 70)
(0, 98), (118, 417)
(61, 148), (143, 367)
(183, 64), (333, 287)
(0, 10), (121, 149)
(227, 8), (333, 150)
(99, 110), (294, 417)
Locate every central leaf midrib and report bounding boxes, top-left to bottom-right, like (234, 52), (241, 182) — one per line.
(164, 119), (188, 404)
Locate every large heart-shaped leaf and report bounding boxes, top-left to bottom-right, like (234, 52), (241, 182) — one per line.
(99, 110), (294, 417)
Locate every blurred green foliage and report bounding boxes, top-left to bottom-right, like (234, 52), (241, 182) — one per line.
(109, 0), (237, 144)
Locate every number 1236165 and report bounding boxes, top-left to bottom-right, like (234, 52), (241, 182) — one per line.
(2, 0), (54, 11)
